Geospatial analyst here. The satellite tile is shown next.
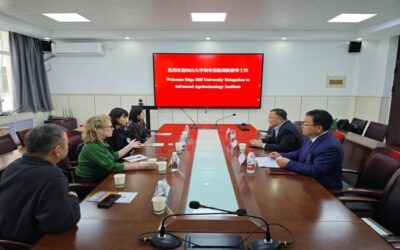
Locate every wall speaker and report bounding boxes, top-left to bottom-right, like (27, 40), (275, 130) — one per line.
(348, 41), (362, 53)
(41, 41), (52, 52)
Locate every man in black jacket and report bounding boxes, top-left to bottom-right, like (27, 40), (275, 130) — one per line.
(250, 108), (303, 152)
(0, 125), (81, 245)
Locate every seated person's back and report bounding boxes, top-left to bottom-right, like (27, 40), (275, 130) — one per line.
(0, 125), (80, 244)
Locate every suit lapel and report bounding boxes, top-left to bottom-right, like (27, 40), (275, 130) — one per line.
(299, 132), (329, 162)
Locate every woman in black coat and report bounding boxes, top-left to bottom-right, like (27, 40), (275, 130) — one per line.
(105, 107), (130, 151)
(126, 106), (149, 143)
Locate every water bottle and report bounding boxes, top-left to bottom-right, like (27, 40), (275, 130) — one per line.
(230, 129), (236, 142)
(180, 134), (186, 148)
(155, 180), (165, 197)
(183, 125), (189, 139)
(170, 152), (179, 172)
(247, 150), (256, 174)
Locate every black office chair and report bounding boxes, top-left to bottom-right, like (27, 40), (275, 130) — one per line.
(337, 147), (400, 190)
(16, 128), (30, 147)
(338, 169), (400, 246)
(350, 117), (368, 135)
(364, 121), (388, 142)
(292, 120), (303, 134)
(333, 147), (400, 216)
(0, 134), (18, 154)
(57, 157), (96, 201)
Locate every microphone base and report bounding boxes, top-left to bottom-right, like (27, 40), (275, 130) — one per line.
(190, 125), (199, 129)
(248, 239), (281, 250)
(150, 233), (182, 249)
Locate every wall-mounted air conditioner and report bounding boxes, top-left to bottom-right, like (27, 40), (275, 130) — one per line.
(51, 42), (104, 56)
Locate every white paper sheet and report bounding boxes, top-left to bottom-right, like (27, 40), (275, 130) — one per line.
(115, 192), (138, 204)
(123, 154), (148, 162)
(256, 156), (280, 168)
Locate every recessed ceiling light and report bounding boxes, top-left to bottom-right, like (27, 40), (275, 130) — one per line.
(281, 37), (287, 40)
(43, 37), (51, 40)
(205, 37), (211, 40)
(191, 13), (226, 22)
(328, 13), (376, 23)
(356, 37), (362, 41)
(42, 13), (90, 22)
(125, 37), (131, 40)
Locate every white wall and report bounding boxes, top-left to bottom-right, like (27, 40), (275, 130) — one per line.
(46, 38), (398, 128)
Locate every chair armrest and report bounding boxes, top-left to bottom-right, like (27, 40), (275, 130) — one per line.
(338, 195), (380, 204)
(69, 183), (96, 191)
(391, 242), (400, 249)
(332, 188), (384, 198)
(0, 239), (32, 249)
(342, 168), (360, 175)
(386, 236), (400, 243)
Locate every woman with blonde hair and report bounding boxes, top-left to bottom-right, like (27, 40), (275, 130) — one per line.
(75, 115), (156, 183)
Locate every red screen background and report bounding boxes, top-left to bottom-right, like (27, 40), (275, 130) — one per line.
(153, 53), (263, 108)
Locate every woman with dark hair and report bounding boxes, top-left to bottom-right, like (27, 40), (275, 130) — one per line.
(105, 107), (130, 151)
(126, 106), (149, 143)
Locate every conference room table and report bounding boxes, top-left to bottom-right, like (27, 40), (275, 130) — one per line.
(0, 146), (25, 171)
(33, 124), (391, 249)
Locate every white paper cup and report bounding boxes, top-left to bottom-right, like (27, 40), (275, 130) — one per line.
(152, 196), (167, 214)
(113, 173), (125, 189)
(157, 161), (167, 174)
(147, 158), (157, 163)
(175, 142), (183, 153)
(239, 143), (246, 152)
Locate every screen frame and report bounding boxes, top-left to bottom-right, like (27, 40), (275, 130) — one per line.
(153, 53), (264, 109)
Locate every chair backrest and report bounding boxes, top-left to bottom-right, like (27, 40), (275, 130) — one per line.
(350, 117), (368, 135)
(0, 134), (18, 154)
(292, 121), (303, 135)
(331, 130), (345, 143)
(356, 147), (400, 190)
(16, 128), (31, 147)
(364, 121), (388, 142)
(65, 131), (83, 161)
(0, 239), (32, 249)
(374, 168), (400, 235)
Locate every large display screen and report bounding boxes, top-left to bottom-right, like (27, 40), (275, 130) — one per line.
(153, 53), (263, 108)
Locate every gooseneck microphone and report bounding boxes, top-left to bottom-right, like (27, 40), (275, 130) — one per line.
(214, 113), (236, 128)
(244, 215), (281, 250)
(189, 201), (246, 216)
(147, 211), (236, 249)
(181, 108), (197, 129)
(190, 201), (281, 250)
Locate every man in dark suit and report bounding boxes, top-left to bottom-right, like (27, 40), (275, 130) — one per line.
(250, 108), (303, 152)
(270, 109), (343, 190)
